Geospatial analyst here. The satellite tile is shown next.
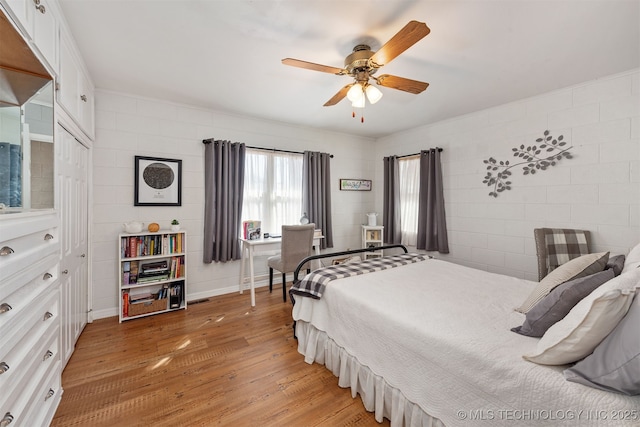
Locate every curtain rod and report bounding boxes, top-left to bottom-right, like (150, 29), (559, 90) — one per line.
(201, 140), (333, 158)
(396, 147), (443, 159)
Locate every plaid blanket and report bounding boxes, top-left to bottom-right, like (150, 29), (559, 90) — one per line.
(543, 228), (590, 273)
(290, 253), (429, 300)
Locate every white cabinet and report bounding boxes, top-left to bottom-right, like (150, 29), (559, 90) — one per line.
(58, 30), (94, 139)
(362, 225), (384, 259)
(119, 231), (187, 322)
(3, 0), (58, 71)
(0, 212), (62, 427)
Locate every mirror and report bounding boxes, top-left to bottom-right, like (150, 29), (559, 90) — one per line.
(0, 8), (54, 211)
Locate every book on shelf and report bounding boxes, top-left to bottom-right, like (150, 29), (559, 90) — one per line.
(157, 285), (169, 300)
(122, 261), (131, 285)
(137, 274), (169, 283)
(122, 235), (169, 258)
(169, 256), (184, 279)
(169, 257), (177, 279)
(141, 260), (168, 273)
(242, 220), (261, 240)
(169, 282), (183, 308)
(176, 232), (183, 253)
(122, 291), (129, 317)
(129, 261), (139, 284)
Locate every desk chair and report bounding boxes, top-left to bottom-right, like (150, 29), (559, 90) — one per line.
(268, 224), (315, 301)
(534, 228), (591, 281)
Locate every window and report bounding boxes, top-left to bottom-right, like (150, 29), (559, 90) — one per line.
(398, 157), (420, 245)
(241, 149), (303, 236)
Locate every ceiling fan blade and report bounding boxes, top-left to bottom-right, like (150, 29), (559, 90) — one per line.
(369, 20), (430, 67)
(282, 58), (346, 75)
(376, 74), (429, 94)
(323, 84), (353, 106)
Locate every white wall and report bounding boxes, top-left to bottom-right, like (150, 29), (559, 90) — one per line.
(375, 69), (640, 281)
(92, 69), (640, 318)
(91, 90), (376, 319)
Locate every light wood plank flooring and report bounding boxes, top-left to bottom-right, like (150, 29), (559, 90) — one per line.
(52, 286), (387, 426)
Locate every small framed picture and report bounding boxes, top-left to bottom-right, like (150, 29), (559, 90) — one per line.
(134, 156), (182, 206)
(339, 179), (372, 191)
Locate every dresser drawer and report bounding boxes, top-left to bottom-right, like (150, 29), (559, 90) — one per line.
(0, 288), (59, 372)
(0, 225), (59, 282)
(1, 359), (61, 427)
(22, 360), (62, 427)
(0, 322), (59, 403)
(0, 253), (58, 305)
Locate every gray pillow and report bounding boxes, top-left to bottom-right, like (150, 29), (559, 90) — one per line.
(606, 254), (625, 276)
(512, 269), (615, 337)
(564, 291), (640, 395)
(516, 252), (609, 313)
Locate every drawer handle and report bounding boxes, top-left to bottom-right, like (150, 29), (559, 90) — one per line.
(33, 0), (45, 14)
(43, 311), (53, 321)
(62, 269), (69, 275)
(0, 303), (11, 314)
(45, 388), (55, 401)
(43, 350), (53, 361)
(43, 272), (53, 280)
(0, 362), (9, 374)
(44, 233), (54, 241)
(80, 94), (87, 102)
(0, 412), (13, 427)
(0, 246), (14, 256)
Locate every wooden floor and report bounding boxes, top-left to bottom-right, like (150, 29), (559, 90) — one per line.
(52, 286), (387, 427)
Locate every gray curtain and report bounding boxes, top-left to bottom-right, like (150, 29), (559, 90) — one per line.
(417, 149), (449, 253)
(203, 139), (246, 263)
(383, 156), (402, 244)
(302, 151), (333, 249)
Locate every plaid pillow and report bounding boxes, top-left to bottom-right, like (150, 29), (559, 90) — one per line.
(544, 228), (590, 273)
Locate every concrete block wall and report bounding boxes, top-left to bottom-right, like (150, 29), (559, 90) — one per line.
(91, 90), (376, 318)
(375, 69), (640, 281)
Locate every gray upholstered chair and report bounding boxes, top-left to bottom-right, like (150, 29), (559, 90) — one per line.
(534, 228), (591, 281)
(268, 224), (315, 301)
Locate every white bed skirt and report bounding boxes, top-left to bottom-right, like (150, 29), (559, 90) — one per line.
(296, 320), (446, 427)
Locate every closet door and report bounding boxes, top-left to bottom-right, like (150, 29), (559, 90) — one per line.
(58, 124), (89, 367)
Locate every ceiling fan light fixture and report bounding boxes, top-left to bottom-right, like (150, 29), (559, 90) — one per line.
(347, 83), (364, 102)
(365, 84), (383, 104)
(351, 96), (365, 108)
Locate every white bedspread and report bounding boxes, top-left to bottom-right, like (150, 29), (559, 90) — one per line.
(292, 258), (640, 426)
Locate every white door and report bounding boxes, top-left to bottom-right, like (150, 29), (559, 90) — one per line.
(59, 124), (89, 367)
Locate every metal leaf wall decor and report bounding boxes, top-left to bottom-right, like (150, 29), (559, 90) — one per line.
(482, 130), (573, 198)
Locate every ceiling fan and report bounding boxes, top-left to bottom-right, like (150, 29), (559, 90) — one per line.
(282, 20), (430, 116)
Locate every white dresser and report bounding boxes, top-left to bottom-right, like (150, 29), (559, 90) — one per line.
(0, 212), (61, 427)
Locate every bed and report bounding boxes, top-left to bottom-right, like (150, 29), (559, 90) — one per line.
(290, 247), (640, 427)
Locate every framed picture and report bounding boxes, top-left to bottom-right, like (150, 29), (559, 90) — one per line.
(339, 178), (372, 191)
(134, 156), (182, 206)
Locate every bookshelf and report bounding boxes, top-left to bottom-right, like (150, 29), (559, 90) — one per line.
(362, 225), (384, 259)
(118, 230), (187, 322)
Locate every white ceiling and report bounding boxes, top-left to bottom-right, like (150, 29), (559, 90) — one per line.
(58, 0), (640, 139)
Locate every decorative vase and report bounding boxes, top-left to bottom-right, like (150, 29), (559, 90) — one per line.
(171, 224), (180, 232)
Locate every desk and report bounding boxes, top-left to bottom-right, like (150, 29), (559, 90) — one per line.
(239, 236), (322, 306)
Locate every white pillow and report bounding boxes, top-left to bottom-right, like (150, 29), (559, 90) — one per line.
(523, 268), (640, 365)
(515, 252), (609, 313)
(622, 242), (640, 273)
